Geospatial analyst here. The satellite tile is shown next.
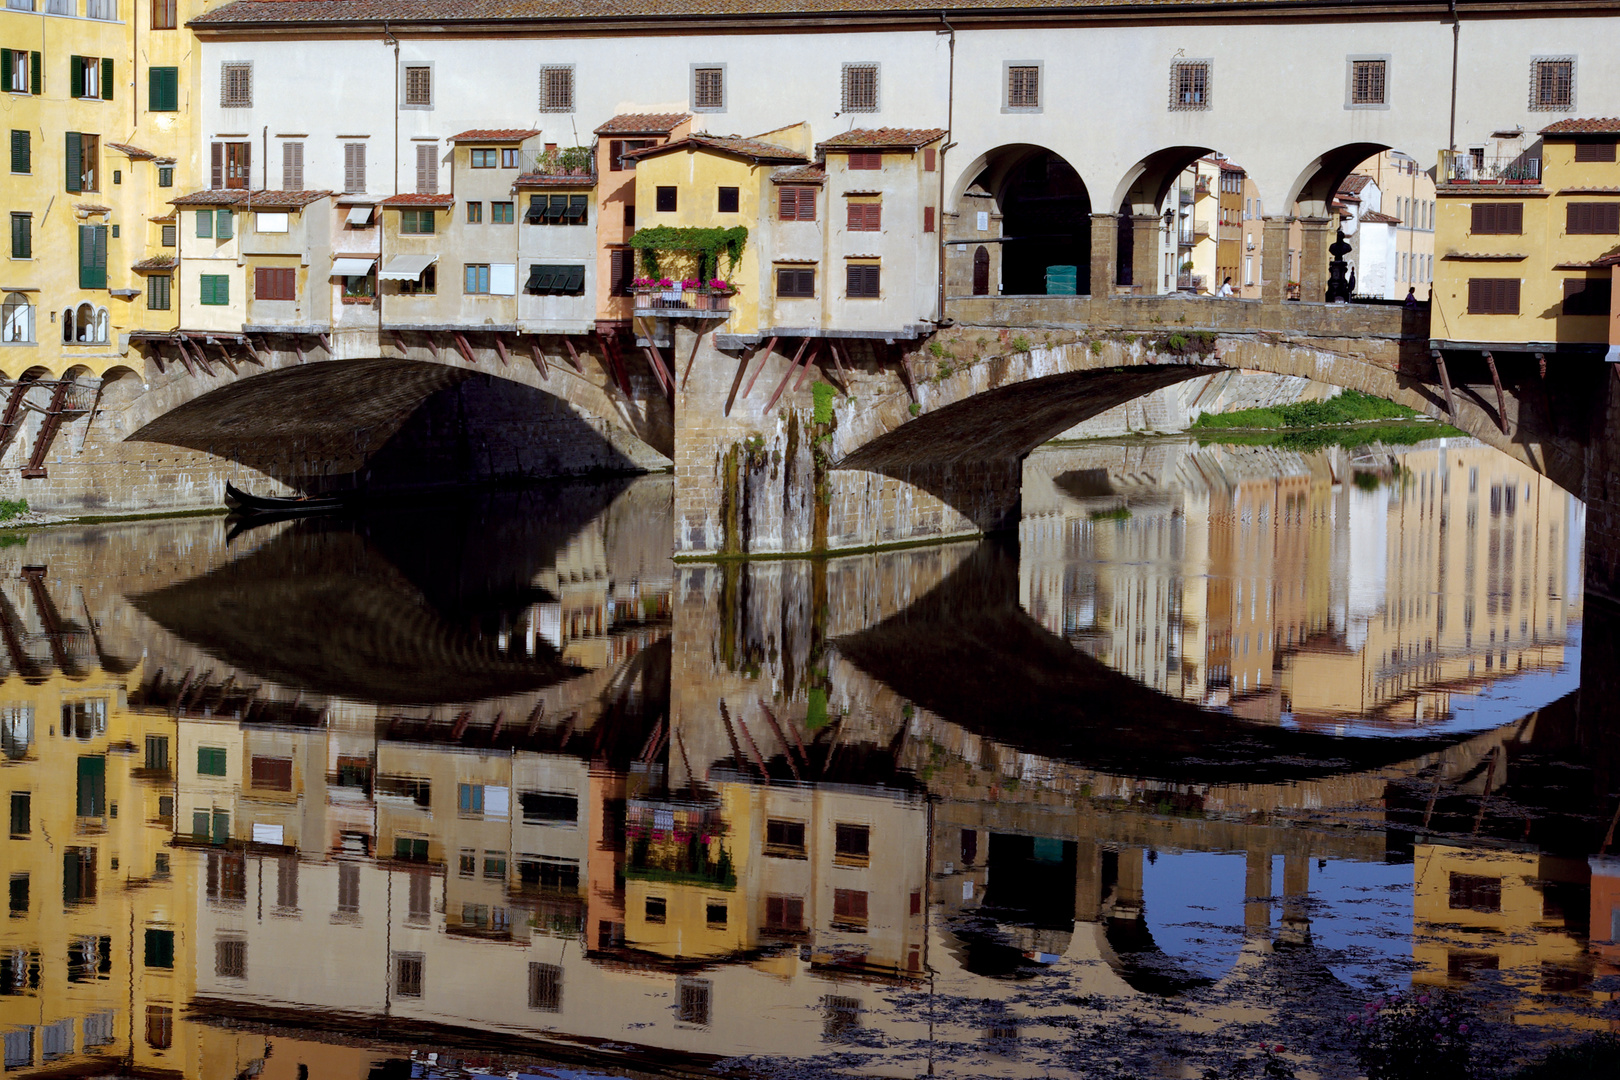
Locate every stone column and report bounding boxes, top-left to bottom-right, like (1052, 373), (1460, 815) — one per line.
(1298, 217), (1334, 304)
(1279, 854), (1311, 945)
(1131, 215), (1164, 294)
(1260, 216), (1294, 307)
(1089, 213), (1119, 297)
(1244, 849), (1272, 937)
(1111, 846), (1144, 919)
(1074, 840), (1102, 922)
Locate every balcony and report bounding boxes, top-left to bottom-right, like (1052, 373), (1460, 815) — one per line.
(632, 282), (734, 319)
(1442, 151), (1541, 185)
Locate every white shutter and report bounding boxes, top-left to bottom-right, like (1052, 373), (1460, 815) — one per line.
(484, 786), (509, 819)
(489, 263), (516, 296)
(344, 143), (365, 194)
(415, 144), (437, 195)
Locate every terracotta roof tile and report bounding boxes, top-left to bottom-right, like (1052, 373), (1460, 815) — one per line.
(132, 256), (178, 272)
(1540, 118), (1620, 136)
(1337, 174), (1373, 195)
(594, 113), (690, 135)
(1359, 210), (1401, 225)
(1591, 251), (1620, 267)
(379, 193), (456, 207)
(171, 189), (246, 205)
(106, 141), (157, 160)
(771, 162), (826, 184)
(622, 133), (806, 165)
(243, 190), (333, 208)
(816, 127), (945, 150)
(514, 173), (598, 188)
(448, 128), (540, 142)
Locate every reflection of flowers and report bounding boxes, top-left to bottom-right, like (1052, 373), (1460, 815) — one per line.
(1345, 991), (1475, 1080)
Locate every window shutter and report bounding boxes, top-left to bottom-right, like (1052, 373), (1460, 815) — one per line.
(1575, 141), (1618, 163)
(779, 186), (794, 219)
(415, 144), (436, 194)
(282, 141), (303, 190)
(871, 202), (882, 230)
(65, 133), (81, 193)
(101, 59), (112, 101)
(78, 226), (107, 289)
(2, 52), (12, 91)
(30, 52), (39, 96)
(211, 142), (223, 189)
(11, 129), (28, 175)
(798, 187), (815, 221)
(924, 206), (935, 233)
(216, 208), (233, 241)
(924, 147), (936, 171)
(11, 215), (27, 259)
(70, 56), (83, 99)
(344, 143), (365, 193)
(609, 140), (624, 172)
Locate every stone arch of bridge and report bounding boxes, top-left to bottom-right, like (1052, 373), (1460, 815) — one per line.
(948, 142), (1093, 296)
(121, 353), (671, 496)
(1287, 141), (1400, 219)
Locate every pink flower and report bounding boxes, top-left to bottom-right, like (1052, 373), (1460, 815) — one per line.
(657, 277), (674, 288)
(1458, 1023), (1469, 1034)
(1274, 1045), (1285, 1054)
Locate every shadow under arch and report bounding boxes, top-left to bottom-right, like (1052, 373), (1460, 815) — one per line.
(126, 358), (650, 495)
(951, 142), (1092, 296)
(1287, 141), (1398, 218)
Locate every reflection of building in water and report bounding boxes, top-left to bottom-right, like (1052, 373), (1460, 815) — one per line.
(1021, 439), (1581, 724)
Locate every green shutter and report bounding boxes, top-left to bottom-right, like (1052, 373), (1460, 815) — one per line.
(12, 215), (29, 259)
(76, 755), (106, 817)
(29, 52), (38, 96)
(216, 208), (232, 240)
(143, 928), (174, 969)
(196, 209), (212, 238)
(100, 58), (112, 101)
(10, 130), (27, 175)
(192, 809), (210, 840)
(149, 67), (178, 112)
(2, 51), (12, 91)
(78, 225), (108, 289)
(65, 132), (81, 193)
(69, 56), (83, 99)
(199, 275), (229, 307)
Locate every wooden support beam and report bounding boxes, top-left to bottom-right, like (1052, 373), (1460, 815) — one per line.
(598, 332), (633, 395)
(392, 331), (409, 356)
(241, 337), (263, 366)
(741, 336), (779, 399)
(527, 338), (549, 380)
(172, 344), (196, 377)
(764, 338), (812, 413)
(724, 344), (754, 418)
(212, 342), (239, 376)
(562, 335), (586, 373)
(182, 337), (213, 375)
(1536, 352), (1557, 435)
(1431, 349), (1456, 418)
(149, 348), (166, 374)
(1482, 350), (1507, 433)
(493, 335), (511, 366)
(0, 380), (33, 456)
(642, 345), (674, 397)
(453, 331), (478, 366)
(827, 339), (850, 389)
(681, 327), (704, 390)
(319, 333), (333, 354)
(293, 339), (305, 365)
(893, 342), (918, 402)
(793, 339), (822, 393)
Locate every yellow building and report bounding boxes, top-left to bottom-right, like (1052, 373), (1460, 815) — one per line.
(1433, 119), (1618, 350)
(0, 0), (202, 396)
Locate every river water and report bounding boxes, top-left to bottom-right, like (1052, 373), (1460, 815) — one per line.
(0, 432), (1613, 1080)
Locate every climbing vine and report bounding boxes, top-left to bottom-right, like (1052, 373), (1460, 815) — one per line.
(629, 225), (749, 278)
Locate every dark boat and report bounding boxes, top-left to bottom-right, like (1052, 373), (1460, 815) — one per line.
(225, 482), (351, 515)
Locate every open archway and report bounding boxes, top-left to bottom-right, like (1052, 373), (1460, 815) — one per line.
(1112, 146), (1268, 295)
(950, 144), (1091, 297)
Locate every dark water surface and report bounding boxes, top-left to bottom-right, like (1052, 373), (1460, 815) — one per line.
(1, 434), (1615, 1080)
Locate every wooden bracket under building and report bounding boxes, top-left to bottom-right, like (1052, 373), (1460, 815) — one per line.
(1430, 348), (1456, 418)
(740, 336), (778, 401)
(20, 380), (71, 479)
(1481, 350), (1508, 433)
(452, 331), (478, 366)
(527, 338), (549, 380)
(493, 336), (511, 367)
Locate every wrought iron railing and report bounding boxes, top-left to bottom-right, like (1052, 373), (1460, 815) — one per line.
(1442, 151), (1541, 184)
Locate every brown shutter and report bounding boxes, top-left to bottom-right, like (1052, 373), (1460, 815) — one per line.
(846, 201), (859, 230)
(1575, 141), (1618, 163)
(415, 144), (437, 195)
(923, 206), (935, 233)
(609, 248), (629, 295)
(779, 186), (794, 220)
(609, 139), (623, 172)
(1571, 202), (1620, 234)
(798, 187), (816, 221)
(210, 142), (223, 189)
(871, 201), (881, 230)
(923, 147), (936, 172)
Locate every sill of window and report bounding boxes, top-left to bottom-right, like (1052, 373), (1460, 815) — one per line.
(764, 848), (808, 860)
(832, 855), (870, 868)
(829, 920), (869, 933)
(0, 341), (37, 347)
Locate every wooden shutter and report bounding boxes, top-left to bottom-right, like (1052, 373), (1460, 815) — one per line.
(847, 264), (879, 297)
(11, 215), (28, 260)
(216, 208), (233, 241)
(609, 248), (629, 295)
(282, 141), (303, 190)
(415, 144), (437, 194)
(344, 143), (365, 193)
(100, 59), (112, 101)
(66, 132), (82, 192)
(29, 52), (39, 95)
(609, 139), (623, 171)
(70, 56), (83, 99)
(1467, 277), (1520, 315)
(924, 147), (936, 171)
(2, 51), (11, 92)
(1575, 141), (1618, 163)
(847, 202), (880, 231)
(972, 246), (989, 295)
(849, 151), (880, 170)
(797, 187), (816, 221)
(78, 225), (107, 289)
(779, 185), (795, 219)
(1470, 202), (1522, 234)
(211, 142), (223, 189)
(1568, 202), (1620, 234)
(923, 206), (935, 233)
(10, 130), (27, 175)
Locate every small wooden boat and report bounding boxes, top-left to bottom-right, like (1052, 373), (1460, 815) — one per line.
(225, 482), (350, 515)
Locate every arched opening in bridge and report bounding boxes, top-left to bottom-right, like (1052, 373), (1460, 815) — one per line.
(1113, 145), (1264, 296)
(956, 144), (1091, 297)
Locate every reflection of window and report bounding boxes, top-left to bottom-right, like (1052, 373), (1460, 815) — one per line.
(518, 855), (579, 892)
(9, 791), (28, 835)
(765, 894), (804, 930)
(765, 818), (807, 855)
(205, 852), (246, 901)
(0, 705), (30, 758)
(276, 857), (298, 910)
(676, 975), (711, 1025)
(3, 1026), (32, 1068)
(832, 888), (869, 929)
(215, 937), (246, 978)
(1448, 872), (1502, 913)
(8, 872), (25, 915)
(393, 836), (428, 861)
(407, 870), (430, 919)
(250, 755), (293, 790)
(520, 791), (578, 824)
(393, 952), (424, 997)
(834, 823), (870, 865)
(67, 935), (109, 981)
(529, 962), (562, 1011)
(706, 900), (727, 927)
(645, 895), (666, 924)
(823, 995), (862, 1041)
(143, 927), (174, 969)
(197, 745), (227, 776)
(337, 862), (360, 913)
(483, 851), (506, 880)
(63, 699), (107, 736)
(144, 1006), (172, 1049)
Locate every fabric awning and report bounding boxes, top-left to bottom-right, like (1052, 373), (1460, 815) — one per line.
(345, 205), (374, 226)
(330, 257), (377, 277)
(379, 254), (437, 281)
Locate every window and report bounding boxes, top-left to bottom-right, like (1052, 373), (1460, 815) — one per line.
(524, 263), (585, 295)
(692, 64), (725, 111)
(344, 142), (366, 193)
(158, 165), (172, 187)
(717, 186), (739, 213)
(656, 186), (677, 213)
(76, 755), (106, 816)
(143, 928), (175, 969)
(337, 862), (360, 912)
(765, 895), (804, 930)
(1530, 58), (1574, 111)
(1467, 278), (1521, 315)
(197, 746), (227, 775)
(399, 208), (435, 234)
(65, 132), (98, 192)
(152, 0), (175, 28)
(464, 264), (491, 294)
(85, 0), (113, 17)
(610, 248), (634, 295)
(75, 223), (108, 291)
(1567, 202), (1619, 234)
(847, 151), (881, 170)
(70, 56), (110, 101)
(9, 213), (27, 258)
(520, 792), (578, 824)
(398, 264), (435, 295)
(1449, 872), (1502, 912)
(2, 291), (31, 341)
(645, 895), (666, 923)
(491, 201), (514, 224)
(1348, 57), (1387, 106)
(777, 268), (816, 302)
(8, 791), (27, 835)
(393, 952), (423, 997)
(62, 302), (107, 344)
(282, 140), (303, 189)
(215, 938), (246, 978)
(64, 847), (96, 903)
(1563, 276), (1612, 315)
(834, 822), (871, 863)
(276, 856), (298, 909)
(403, 64), (431, 107)
(10, 130), (28, 174)
(212, 140), (249, 189)
(847, 200), (882, 231)
(466, 201), (484, 224)
(924, 206), (935, 233)
(842, 63), (878, 112)
(470, 148), (496, 168)
(779, 185), (816, 220)
(221, 62), (251, 107)
(1575, 140), (1617, 163)
(148, 66), (178, 112)
(846, 264), (880, 299)
(145, 1007), (172, 1050)
(541, 64), (574, 112)
(250, 754), (294, 788)
(415, 143), (438, 194)
(502, 148), (519, 168)
(529, 962), (562, 1011)
(4, 51), (37, 96)
(1006, 64), (1039, 110)
(765, 817), (808, 853)
(1171, 60), (1211, 110)
(676, 976), (711, 1025)
(1470, 202), (1523, 235)
(609, 138), (655, 171)
(832, 888), (869, 928)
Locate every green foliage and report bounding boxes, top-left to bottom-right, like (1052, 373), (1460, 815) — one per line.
(0, 499), (27, 522)
(805, 687), (829, 732)
(628, 225), (749, 278)
(936, 361), (952, 380)
(811, 382), (835, 426)
(1196, 419), (1464, 453)
(927, 340), (949, 358)
(1089, 506), (1132, 521)
(1509, 1034), (1620, 1080)
(535, 145), (593, 174)
(1010, 334), (1032, 353)
(0, 533), (26, 549)
(1089, 339), (1105, 356)
(1353, 471), (1383, 491)
(1192, 390), (1419, 431)
(1154, 330), (1218, 356)
(907, 402), (920, 417)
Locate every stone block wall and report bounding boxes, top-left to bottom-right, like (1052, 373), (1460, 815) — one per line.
(1584, 365), (1620, 606)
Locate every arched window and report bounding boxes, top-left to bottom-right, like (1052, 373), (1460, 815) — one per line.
(74, 303), (94, 343)
(61, 307), (75, 343)
(972, 246), (990, 296)
(94, 308), (108, 344)
(66, 304), (107, 345)
(1, 293), (32, 343)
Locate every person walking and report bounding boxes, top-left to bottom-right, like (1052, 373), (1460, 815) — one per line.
(1404, 286), (1418, 308)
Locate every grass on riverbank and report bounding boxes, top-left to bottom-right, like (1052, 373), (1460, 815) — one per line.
(1191, 389), (1418, 430)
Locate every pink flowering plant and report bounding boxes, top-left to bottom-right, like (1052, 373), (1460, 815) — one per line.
(1345, 989), (1475, 1080)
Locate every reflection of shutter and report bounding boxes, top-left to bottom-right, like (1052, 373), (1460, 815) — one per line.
(76, 756), (106, 816)
(415, 144), (436, 194)
(211, 142), (223, 188)
(65, 132), (81, 192)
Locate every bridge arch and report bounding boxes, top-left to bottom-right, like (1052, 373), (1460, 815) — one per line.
(948, 143), (1092, 297)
